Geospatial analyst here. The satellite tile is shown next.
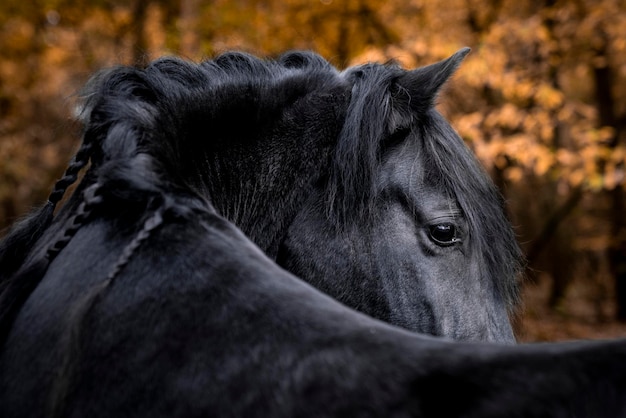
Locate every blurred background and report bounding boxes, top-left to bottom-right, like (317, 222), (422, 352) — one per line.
(0, 0), (625, 342)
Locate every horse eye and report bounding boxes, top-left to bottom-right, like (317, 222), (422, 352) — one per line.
(428, 224), (460, 246)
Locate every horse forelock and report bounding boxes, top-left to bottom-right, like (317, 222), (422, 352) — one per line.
(420, 111), (523, 308)
(326, 63), (403, 226)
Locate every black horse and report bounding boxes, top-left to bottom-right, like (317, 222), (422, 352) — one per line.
(1, 50), (625, 417)
(3, 48), (522, 342)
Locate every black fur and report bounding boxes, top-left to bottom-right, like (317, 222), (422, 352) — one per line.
(2, 50), (623, 416)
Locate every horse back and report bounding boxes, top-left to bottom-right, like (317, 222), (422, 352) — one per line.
(0, 209), (428, 417)
(2, 205), (626, 417)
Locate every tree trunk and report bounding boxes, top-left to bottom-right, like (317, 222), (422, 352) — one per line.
(610, 186), (626, 320)
(592, 31), (626, 321)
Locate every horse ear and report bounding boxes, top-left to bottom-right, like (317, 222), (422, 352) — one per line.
(394, 47), (470, 115)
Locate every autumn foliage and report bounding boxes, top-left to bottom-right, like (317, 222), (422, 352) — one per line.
(1, 0), (625, 339)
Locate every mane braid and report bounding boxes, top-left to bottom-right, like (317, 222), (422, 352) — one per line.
(106, 207), (164, 281)
(47, 183), (103, 261)
(48, 140), (95, 206)
(0, 182), (103, 349)
(0, 136), (95, 280)
(48, 206), (165, 418)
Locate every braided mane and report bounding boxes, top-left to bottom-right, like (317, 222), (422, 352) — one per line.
(0, 51), (343, 347)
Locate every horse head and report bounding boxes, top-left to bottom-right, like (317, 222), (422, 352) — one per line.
(277, 49), (523, 342)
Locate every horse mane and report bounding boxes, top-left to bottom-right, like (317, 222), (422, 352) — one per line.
(0, 51), (342, 346)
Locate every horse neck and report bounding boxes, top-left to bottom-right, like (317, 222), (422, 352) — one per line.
(203, 139), (333, 259)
